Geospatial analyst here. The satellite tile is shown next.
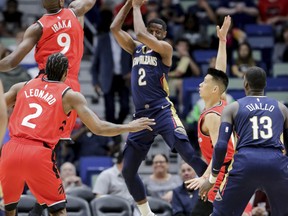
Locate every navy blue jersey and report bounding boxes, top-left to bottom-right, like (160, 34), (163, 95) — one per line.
(234, 96), (284, 150)
(131, 44), (170, 110)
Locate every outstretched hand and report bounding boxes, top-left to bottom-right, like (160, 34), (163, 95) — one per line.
(185, 176), (206, 191)
(128, 117), (155, 132)
(216, 15), (231, 41)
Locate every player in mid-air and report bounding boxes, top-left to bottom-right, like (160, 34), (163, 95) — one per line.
(0, 0), (96, 141)
(1, 53), (155, 216)
(200, 66), (288, 216)
(110, 0), (208, 215)
(184, 16), (235, 216)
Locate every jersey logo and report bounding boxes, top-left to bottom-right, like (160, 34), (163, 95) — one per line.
(57, 16), (61, 20)
(59, 120), (67, 131)
(215, 190), (223, 201)
(58, 183), (65, 195)
(161, 104), (170, 109)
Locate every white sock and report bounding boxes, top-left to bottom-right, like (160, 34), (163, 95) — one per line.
(137, 201), (154, 216)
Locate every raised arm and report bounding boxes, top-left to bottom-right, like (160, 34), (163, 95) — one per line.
(68, 0), (96, 27)
(63, 90), (155, 136)
(0, 24), (42, 72)
(0, 81), (7, 144)
(110, 0), (137, 55)
(68, 0), (96, 17)
(215, 15), (230, 73)
(132, 0), (173, 66)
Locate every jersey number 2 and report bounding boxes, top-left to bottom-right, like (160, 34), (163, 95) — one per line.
(21, 103), (43, 129)
(138, 68), (147, 86)
(250, 116), (273, 139)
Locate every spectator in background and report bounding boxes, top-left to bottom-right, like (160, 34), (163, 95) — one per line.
(1, 0), (23, 36)
(169, 38), (200, 113)
(273, 25), (288, 62)
(175, 13), (209, 49)
(0, 48), (31, 92)
(60, 162), (90, 192)
(216, 0), (258, 29)
(90, 9), (131, 145)
(171, 162), (198, 216)
(143, 154), (182, 203)
(159, 0), (185, 39)
(187, 0), (217, 28)
(231, 42), (256, 78)
(258, 0), (288, 26)
(92, 153), (140, 215)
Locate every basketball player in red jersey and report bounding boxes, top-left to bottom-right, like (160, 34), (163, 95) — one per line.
(185, 16), (235, 215)
(1, 53), (155, 216)
(0, 80), (7, 143)
(0, 0), (96, 140)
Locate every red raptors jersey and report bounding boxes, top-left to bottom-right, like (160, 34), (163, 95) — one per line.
(9, 78), (70, 149)
(35, 9), (83, 83)
(198, 100), (234, 164)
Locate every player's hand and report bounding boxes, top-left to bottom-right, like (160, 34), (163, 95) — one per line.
(216, 15), (231, 41)
(128, 117), (155, 132)
(132, 0), (146, 7)
(199, 178), (214, 202)
(185, 176), (206, 190)
(126, 0), (133, 5)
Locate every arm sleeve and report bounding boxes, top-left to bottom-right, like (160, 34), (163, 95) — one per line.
(211, 122), (233, 175)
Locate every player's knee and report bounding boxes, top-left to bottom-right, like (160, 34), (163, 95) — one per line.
(173, 128), (194, 156)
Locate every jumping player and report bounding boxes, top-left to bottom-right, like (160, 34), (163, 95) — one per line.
(110, 0), (207, 215)
(184, 16), (235, 215)
(0, 53), (155, 216)
(200, 66), (288, 216)
(0, 0), (96, 140)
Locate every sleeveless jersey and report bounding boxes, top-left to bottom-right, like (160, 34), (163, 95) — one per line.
(35, 9), (84, 81)
(131, 44), (171, 110)
(9, 78), (70, 149)
(198, 100), (234, 163)
(234, 96), (284, 150)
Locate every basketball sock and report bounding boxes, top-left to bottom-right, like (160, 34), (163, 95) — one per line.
(137, 201), (154, 216)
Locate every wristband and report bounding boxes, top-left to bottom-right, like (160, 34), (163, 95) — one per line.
(209, 174), (217, 184)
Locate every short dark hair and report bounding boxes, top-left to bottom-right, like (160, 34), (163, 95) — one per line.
(147, 18), (167, 31)
(152, 153), (169, 162)
(245, 66), (267, 90)
(207, 68), (229, 94)
(175, 38), (190, 46)
(45, 53), (69, 81)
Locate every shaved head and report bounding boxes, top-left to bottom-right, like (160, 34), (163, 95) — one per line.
(42, 0), (64, 12)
